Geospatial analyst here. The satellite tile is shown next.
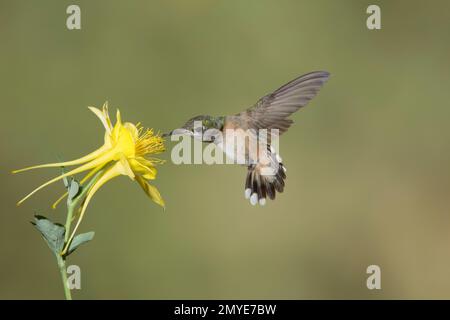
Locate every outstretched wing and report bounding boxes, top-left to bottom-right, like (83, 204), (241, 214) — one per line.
(237, 71), (330, 134)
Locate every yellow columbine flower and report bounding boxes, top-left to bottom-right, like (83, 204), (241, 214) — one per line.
(13, 102), (165, 254)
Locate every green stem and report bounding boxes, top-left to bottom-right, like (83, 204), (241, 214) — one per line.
(64, 202), (76, 244)
(57, 168), (106, 300)
(58, 197), (76, 300)
(56, 253), (72, 300)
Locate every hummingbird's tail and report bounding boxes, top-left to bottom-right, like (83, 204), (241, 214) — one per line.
(244, 155), (286, 206)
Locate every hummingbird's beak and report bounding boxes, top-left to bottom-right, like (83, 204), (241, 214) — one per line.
(162, 128), (193, 138)
(162, 131), (172, 138)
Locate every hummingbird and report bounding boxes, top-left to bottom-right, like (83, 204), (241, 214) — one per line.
(164, 71), (330, 205)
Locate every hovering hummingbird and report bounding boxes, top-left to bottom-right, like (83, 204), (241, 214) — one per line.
(164, 71), (330, 205)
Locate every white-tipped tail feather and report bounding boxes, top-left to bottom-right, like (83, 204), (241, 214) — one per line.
(250, 193), (258, 206)
(244, 149), (287, 206)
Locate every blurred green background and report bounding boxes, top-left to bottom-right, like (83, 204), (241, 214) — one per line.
(1, 0), (450, 299)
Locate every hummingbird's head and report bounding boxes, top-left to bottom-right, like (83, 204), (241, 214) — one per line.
(164, 115), (224, 142)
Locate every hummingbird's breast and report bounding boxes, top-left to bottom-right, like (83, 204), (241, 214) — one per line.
(216, 118), (269, 166)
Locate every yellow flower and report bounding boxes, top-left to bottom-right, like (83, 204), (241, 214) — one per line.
(13, 102), (165, 253)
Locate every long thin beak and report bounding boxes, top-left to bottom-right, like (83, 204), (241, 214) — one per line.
(165, 128), (193, 137)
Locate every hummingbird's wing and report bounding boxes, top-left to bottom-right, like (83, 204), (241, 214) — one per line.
(237, 71), (330, 134)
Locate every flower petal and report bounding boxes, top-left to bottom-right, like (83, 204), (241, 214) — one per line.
(136, 175), (165, 209)
(128, 158), (156, 180)
(89, 105), (112, 134)
(101, 101), (112, 130)
(111, 109), (123, 141)
(118, 154), (135, 180)
(124, 122), (139, 141)
(116, 109), (122, 125)
(135, 156), (159, 167)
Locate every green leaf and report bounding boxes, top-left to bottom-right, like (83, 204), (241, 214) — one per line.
(68, 179), (80, 200)
(67, 231), (95, 255)
(32, 215), (65, 255)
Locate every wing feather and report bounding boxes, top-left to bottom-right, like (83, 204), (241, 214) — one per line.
(238, 71), (330, 134)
